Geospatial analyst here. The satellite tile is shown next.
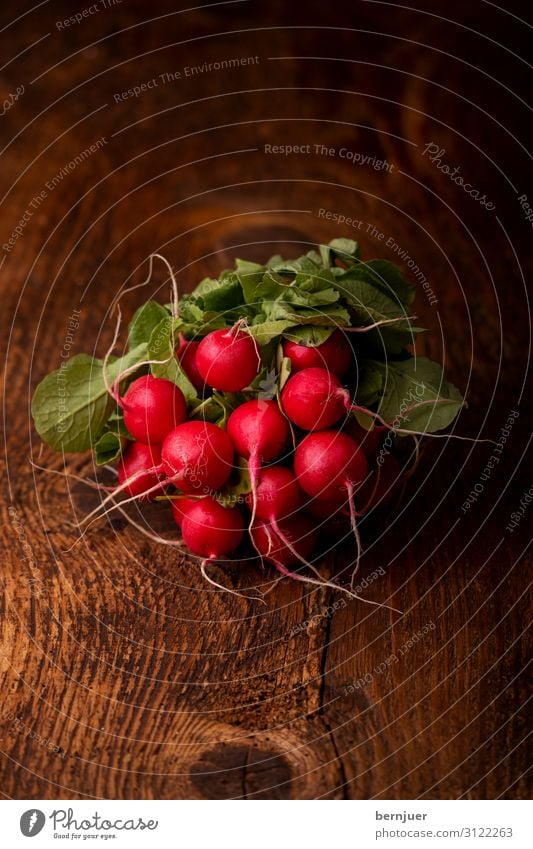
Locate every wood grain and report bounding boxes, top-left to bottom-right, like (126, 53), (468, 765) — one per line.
(0, 0), (531, 799)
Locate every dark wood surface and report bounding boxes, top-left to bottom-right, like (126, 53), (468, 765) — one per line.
(0, 0), (531, 800)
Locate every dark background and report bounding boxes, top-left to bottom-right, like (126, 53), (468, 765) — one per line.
(0, 0), (531, 799)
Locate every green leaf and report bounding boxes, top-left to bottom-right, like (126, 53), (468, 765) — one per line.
(365, 357), (464, 433)
(248, 319), (295, 344)
(199, 273), (244, 312)
(239, 268), (285, 306)
(269, 257), (309, 275)
(93, 431), (125, 465)
(265, 254), (283, 268)
(256, 368), (278, 400)
(282, 325), (335, 346)
(94, 409), (133, 463)
(189, 394), (222, 424)
(337, 259), (415, 308)
(332, 273), (420, 352)
(320, 238), (360, 266)
(334, 274), (407, 324)
(278, 356), (292, 390)
(197, 312), (237, 334)
(290, 270), (339, 306)
(304, 249), (325, 266)
(235, 258), (265, 275)
(280, 305), (351, 326)
(355, 364), (384, 407)
(106, 410), (132, 437)
(31, 345), (147, 452)
(177, 297), (205, 325)
(189, 391), (241, 427)
(365, 260), (416, 307)
(354, 410), (379, 431)
(265, 262), (340, 306)
(191, 276), (220, 296)
(128, 301), (169, 348)
(213, 392), (242, 427)
(147, 317), (199, 403)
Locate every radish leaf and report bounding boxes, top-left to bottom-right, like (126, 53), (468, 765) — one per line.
(31, 344), (147, 452)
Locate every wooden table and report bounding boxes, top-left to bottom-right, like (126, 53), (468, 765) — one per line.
(1, 0), (530, 799)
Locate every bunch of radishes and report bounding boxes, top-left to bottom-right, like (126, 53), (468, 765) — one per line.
(32, 241), (464, 599)
(105, 325), (398, 595)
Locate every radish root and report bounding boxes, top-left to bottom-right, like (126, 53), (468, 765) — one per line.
(109, 252), (179, 316)
(247, 450), (261, 548)
(345, 481), (363, 587)
(147, 253), (179, 319)
(342, 395), (498, 445)
(77, 466), (165, 526)
(262, 522), (396, 609)
(270, 515), (327, 583)
(29, 459), (114, 492)
(200, 558), (266, 604)
(101, 297), (178, 408)
(344, 315), (417, 333)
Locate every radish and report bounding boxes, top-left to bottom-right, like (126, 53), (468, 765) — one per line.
(76, 420), (233, 530)
(171, 495), (202, 527)
(243, 464), (313, 566)
(181, 497), (244, 558)
(227, 399), (290, 467)
(117, 442), (164, 498)
(294, 430), (369, 580)
(196, 327), (260, 391)
(283, 329), (353, 376)
(251, 514), (361, 598)
(176, 334), (205, 394)
(161, 420), (234, 494)
(245, 465), (303, 521)
(227, 399), (290, 534)
(281, 367), (345, 431)
(121, 375), (187, 444)
(295, 429), (368, 503)
(251, 514), (316, 570)
(180, 496), (256, 598)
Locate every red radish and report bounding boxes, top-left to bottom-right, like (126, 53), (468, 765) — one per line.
(121, 375), (186, 444)
(227, 399), (290, 467)
(196, 327), (260, 391)
(176, 334), (204, 394)
(251, 513), (397, 610)
(181, 497), (244, 558)
(283, 329), (353, 376)
(251, 514), (357, 598)
(77, 420), (232, 530)
(245, 465), (303, 521)
(251, 514), (316, 569)
(227, 399), (290, 534)
(281, 367), (345, 431)
(117, 442), (164, 498)
(244, 464), (310, 563)
(171, 496), (202, 527)
(295, 430), (368, 503)
(161, 421), (234, 494)
(294, 430), (369, 579)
